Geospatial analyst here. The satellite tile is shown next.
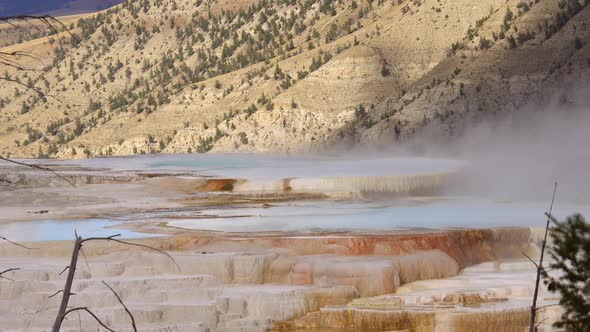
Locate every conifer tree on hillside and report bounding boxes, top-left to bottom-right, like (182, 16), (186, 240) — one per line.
(543, 214), (590, 331)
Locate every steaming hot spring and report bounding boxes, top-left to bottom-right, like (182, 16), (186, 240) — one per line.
(0, 154), (582, 331)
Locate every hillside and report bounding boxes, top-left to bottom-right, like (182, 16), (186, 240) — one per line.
(0, 0), (123, 17)
(0, 0), (588, 159)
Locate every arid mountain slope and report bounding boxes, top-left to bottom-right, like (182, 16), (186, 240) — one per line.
(0, 0), (588, 158)
(0, 0), (123, 17)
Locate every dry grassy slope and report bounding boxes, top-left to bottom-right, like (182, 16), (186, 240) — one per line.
(0, 0), (587, 158)
(346, 0), (590, 147)
(0, 13), (92, 48)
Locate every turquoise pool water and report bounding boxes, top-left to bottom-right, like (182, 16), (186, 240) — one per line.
(165, 198), (590, 232)
(25, 154), (590, 236)
(0, 219), (158, 242)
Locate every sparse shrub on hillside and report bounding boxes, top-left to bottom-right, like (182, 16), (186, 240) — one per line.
(507, 35), (518, 48)
(325, 24), (339, 43)
(448, 41), (465, 55)
(273, 64), (284, 80)
(20, 102), (30, 114)
(381, 63), (391, 76)
(47, 143), (58, 156)
(46, 118), (70, 136)
(475, 15), (489, 29)
(516, 31), (535, 44)
(264, 99), (274, 111)
(87, 99), (102, 114)
(238, 132), (248, 145)
(503, 7), (514, 31)
(479, 37), (492, 49)
(355, 104), (367, 118)
(197, 136), (214, 153)
(297, 70), (309, 79)
(545, 0), (585, 39)
(73, 118), (85, 137)
(516, 1), (530, 14)
(280, 76), (292, 89)
(465, 26), (478, 42)
(309, 51), (333, 72)
(244, 104), (257, 119)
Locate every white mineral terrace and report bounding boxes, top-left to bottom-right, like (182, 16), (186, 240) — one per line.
(0, 154), (578, 331)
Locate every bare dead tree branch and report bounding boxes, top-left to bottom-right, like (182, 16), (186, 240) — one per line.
(0, 15), (78, 44)
(0, 50), (40, 60)
(51, 233), (179, 331)
(522, 252), (539, 268)
(0, 237), (36, 281)
(60, 307), (115, 332)
(0, 156), (76, 188)
(0, 235), (38, 250)
(47, 290), (63, 299)
(544, 212), (560, 225)
(80, 234), (181, 270)
(102, 281), (137, 332)
(79, 248), (91, 271)
(0, 14), (75, 111)
(529, 182), (558, 332)
(58, 266), (70, 276)
(0, 76), (46, 97)
(535, 317), (549, 329)
(0, 60), (31, 71)
(0, 268), (20, 281)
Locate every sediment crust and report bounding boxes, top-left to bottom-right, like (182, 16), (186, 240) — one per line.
(0, 228), (539, 331)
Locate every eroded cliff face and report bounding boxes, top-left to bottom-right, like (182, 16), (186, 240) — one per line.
(0, 228), (540, 331)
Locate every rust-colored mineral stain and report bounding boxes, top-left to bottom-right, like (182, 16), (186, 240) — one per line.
(199, 178), (237, 191)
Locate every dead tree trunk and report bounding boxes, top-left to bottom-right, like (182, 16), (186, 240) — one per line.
(51, 233), (177, 331)
(51, 235), (82, 332)
(529, 182), (557, 332)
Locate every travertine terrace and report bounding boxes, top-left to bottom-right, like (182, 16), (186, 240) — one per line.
(0, 227), (558, 331)
(0, 0), (587, 330)
(0, 158), (565, 331)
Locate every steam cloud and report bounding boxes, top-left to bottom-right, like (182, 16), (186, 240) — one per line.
(422, 84), (590, 205)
